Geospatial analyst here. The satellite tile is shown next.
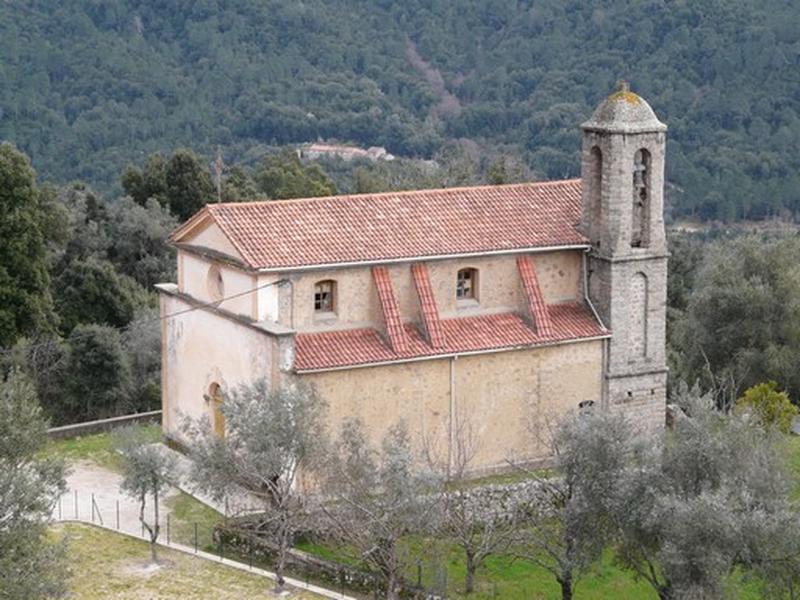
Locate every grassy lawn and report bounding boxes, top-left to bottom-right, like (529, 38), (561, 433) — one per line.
(54, 522), (325, 599)
(165, 490), (222, 550)
(43, 424), (162, 471)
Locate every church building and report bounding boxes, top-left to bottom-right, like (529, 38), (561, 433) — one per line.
(157, 83), (668, 472)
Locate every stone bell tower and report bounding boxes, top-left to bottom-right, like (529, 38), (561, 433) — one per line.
(580, 81), (668, 429)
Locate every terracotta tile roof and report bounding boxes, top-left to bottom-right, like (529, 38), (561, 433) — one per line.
(294, 302), (608, 372)
(371, 266), (408, 353)
(173, 180), (586, 270)
(411, 263), (446, 348)
(516, 255), (554, 337)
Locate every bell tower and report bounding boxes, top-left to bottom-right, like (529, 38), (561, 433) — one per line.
(580, 81), (668, 429)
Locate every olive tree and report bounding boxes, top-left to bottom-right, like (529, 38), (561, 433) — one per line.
(182, 379), (327, 593)
(0, 369), (68, 599)
(115, 426), (178, 564)
(512, 408), (637, 600)
(611, 383), (800, 599)
(324, 419), (441, 600)
(424, 416), (517, 594)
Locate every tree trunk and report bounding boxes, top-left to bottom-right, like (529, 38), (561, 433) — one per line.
(465, 550), (476, 594)
(558, 574), (573, 600)
(274, 523), (288, 592)
(151, 488), (160, 564)
(385, 570), (399, 600)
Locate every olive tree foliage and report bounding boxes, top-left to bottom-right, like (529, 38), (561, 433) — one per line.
(512, 409), (638, 600)
(182, 379), (328, 592)
(0, 369), (68, 599)
(323, 419), (441, 600)
(672, 235), (800, 405)
(611, 382), (800, 600)
(114, 426), (178, 564)
(423, 416), (517, 595)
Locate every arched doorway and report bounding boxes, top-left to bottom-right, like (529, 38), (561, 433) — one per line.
(208, 382), (225, 438)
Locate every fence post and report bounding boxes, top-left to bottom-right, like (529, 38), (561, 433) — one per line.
(91, 493), (94, 523)
(74, 490), (78, 519)
(58, 495), (62, 520)
(194, 523), (198, 553)
(116, 501), (119, 531)
(167, 514), (170, 545)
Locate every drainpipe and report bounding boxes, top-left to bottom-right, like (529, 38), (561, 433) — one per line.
(448, 355), (457, 479)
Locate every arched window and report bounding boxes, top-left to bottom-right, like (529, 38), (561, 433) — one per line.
(314, 280), (336, 313)
(208, 382), (225, 438)
(590, 146), (603, 247)
(207, 265), (225, 302)
(631, 149), (651, 248)
(456, 268), (478, 301)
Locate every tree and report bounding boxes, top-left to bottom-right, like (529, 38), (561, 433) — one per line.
(0, 369), (68, 598)
(53, 257), (146, 334)
(735, 381), (798, 434)
(122, 308), (162, 414)
(254, 150), (337, 200)
(115, 425), (178, 564)
(121, 153), (167, 207)
(611, 383), (800, 599)
(424, 416), (516, 594)
(164, 148), (215, 221)
(512, 409), (636, 600)
(106, 197), (177, 288)
(0, 143), (55, 347)
(0, 334), (68, 425)
(673, 235), (800, 404)
(324, 419), (440, 600)
(63, 323), (131, 422)
(183, 379), (327, 592)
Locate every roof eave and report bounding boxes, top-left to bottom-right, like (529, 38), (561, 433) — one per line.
(255, 243), (592, 273)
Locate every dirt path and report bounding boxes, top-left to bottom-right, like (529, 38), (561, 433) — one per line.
(57, 460), (181, 534)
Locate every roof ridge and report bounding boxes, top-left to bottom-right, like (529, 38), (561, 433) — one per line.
(208, 178), (582, 211)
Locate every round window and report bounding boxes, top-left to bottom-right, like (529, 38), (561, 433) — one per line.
(207, 265), (225, 302)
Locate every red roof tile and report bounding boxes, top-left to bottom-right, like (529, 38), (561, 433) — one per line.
(294, 302), (608, 372)
(371, 266), (408, 353)
(411, 263), (446, 349)
(173, 180), (586, 270)
(517, 255), (553, 337)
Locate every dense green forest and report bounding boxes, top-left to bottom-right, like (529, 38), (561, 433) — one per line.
(1, 0), (800, 220)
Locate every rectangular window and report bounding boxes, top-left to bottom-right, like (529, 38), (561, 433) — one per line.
(456, 269), (476, 300)
(314, 281), (334, 312)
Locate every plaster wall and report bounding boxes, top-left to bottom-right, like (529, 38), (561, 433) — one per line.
(179, 251), (258, 319)
(188, 222), (242, 259)
(160, 293), (276, 444)
(286, 250), (584, 333)
(302, 339), (603, 471)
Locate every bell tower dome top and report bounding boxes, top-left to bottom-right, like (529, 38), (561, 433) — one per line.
(581, 80), (666, 134)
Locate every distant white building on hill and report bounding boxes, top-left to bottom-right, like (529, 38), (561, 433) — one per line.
(298, 142), (395, 162)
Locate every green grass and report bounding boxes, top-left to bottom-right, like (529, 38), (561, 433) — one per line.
(165, 491), (222, 550)
(43, 425), (162, 471)
(54, 522), (325, 599)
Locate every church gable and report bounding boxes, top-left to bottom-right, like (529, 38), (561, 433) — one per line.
(171, 213), (245, 262)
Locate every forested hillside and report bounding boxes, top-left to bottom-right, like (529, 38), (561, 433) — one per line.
(2, 0), (800, 220)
